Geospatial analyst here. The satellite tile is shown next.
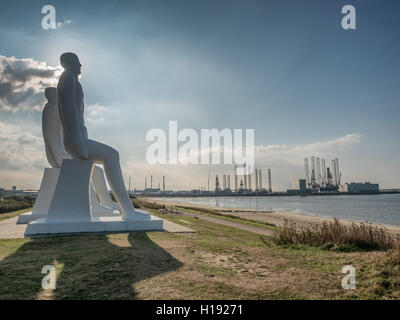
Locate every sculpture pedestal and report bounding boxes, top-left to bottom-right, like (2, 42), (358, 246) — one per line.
(25, 210), (163, 236)
(17, 168), (60, 224)
(46, 159), (94, 222)
(24, 159), (163, 236)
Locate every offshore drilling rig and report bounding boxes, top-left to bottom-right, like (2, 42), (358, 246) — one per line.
(304, 156), (341, 192)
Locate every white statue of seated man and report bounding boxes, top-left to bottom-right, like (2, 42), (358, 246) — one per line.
(42, 87), (119, 213)
(57, 52), (146, 220)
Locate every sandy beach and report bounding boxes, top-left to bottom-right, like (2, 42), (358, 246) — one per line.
(145, 198), (400, 236)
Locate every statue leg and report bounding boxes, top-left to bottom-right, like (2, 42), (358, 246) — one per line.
(85, 139), (135, 216)
(92, 165), (120, 211)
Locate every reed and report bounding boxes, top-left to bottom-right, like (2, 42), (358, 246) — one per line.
(271, 218), (399, 251)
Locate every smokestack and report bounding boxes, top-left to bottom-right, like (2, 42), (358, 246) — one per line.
(331, 160), (337, 186)
(304, 157), (310, 185)
(259, 169), (262, 190)
(332, 158), (340, 186)
(223, 174), (227, 190)
(248, 173), (251, 191)
(150, 175), (153, 189)
(321, 159), (326, 186)
(227, 174), (230, 189)
(162, 176), (165, 191)
(268, 169), (272, 193)
(234, 166), (238, 191)
(255, 169), (258, 191)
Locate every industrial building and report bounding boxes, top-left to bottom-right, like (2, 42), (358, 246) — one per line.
(299, 179), (308, 193)
(339, 182), (379, 193)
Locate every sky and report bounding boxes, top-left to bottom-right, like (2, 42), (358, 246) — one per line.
(0, 0), (399, 191)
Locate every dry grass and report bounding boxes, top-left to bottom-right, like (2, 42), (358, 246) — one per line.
(0, 208), (31, 222)
(1, 207), (400, 299)
(386, 246), (400, 266)
(270, 218), (399, 251)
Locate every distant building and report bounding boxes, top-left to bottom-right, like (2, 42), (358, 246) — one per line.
(215, 175), (221, 192)
(12, 186), (16, 191)
(340, 182), (379, 193)
(287, 189), (299, 194)
(144, 188), (161, 193)
(299, 179), (308, 193)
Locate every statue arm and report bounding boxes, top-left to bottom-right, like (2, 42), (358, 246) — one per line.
(58, 73), (88, 159)
(42, 105), (59, 168)
(82, 101), (89, 139)
(42, 104), (67, 168)
(45, 145), (59, 168)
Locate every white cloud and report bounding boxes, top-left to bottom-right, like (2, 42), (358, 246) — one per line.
(0, 121), (46, 172)
(85, 103), (110, 123)
(255, 133), (362, 165)
(0, 55), (62, 112)
(123, 133), (362, 190)
(85, 103), (122, 127)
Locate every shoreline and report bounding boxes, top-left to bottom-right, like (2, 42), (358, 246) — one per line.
(144, 198), (400, 236)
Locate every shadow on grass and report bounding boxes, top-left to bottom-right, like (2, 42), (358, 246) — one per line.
(0, 232), (182, 299)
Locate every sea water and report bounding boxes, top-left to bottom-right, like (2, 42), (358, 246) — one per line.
(156, 194), (400, 226)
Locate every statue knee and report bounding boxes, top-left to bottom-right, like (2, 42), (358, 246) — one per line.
(108, 148), (120, 162)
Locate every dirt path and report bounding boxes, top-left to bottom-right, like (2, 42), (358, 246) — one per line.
(180, 210), (274, 236)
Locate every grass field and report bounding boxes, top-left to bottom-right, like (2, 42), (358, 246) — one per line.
(0, 204), (399, 299)
(0, 208), (31, 222)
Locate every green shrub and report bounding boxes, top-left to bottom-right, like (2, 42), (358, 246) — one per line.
(0, 195), (34, 214)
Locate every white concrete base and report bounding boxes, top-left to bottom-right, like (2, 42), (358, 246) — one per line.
(17, 168), (60, 224)
(92, 208), (121, 217)
(24, 213), (163, 236)
(17, 212), (46, 224)
(32, 168), (60, 216)
(47, 159), (94, 223)
(17, 207), (121, 224)
(1, 215), (193, 239)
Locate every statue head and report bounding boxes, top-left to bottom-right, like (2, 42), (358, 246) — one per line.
(60, 52), (81, 75)
(45, 87), (57, 103)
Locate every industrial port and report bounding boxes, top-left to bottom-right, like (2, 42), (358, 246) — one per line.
(2, 156), (396, 199)
(128, 156), (395, 197)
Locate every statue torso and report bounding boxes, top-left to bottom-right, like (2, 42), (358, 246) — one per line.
(57, 71), (89, 158)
